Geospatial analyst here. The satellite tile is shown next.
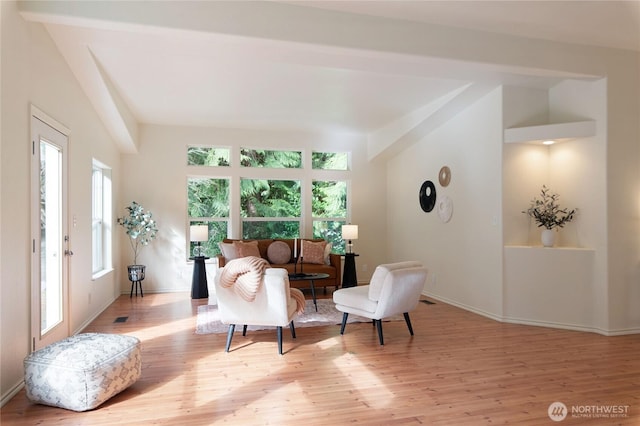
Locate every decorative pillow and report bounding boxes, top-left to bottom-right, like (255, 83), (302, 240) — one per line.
(233, 240), (261, 258)
(301, 240), (327, 264)
(218, 242), (238, 261)
(267, 241), (291, 264)
(324, 242), (332, 265)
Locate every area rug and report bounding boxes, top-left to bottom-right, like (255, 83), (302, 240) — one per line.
(196, 299), (373, 335)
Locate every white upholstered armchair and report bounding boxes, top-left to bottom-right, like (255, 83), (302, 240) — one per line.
(214, 258), (305, 355)
(333, 261), (428, 345)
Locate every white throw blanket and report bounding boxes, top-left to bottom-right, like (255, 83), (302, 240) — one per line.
(289, 288), (306, 314)
(219, 256), (269, 302)
(219, 256), (305, 313)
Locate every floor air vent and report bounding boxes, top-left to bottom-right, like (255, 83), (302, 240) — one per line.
(114, 316), (129, 323)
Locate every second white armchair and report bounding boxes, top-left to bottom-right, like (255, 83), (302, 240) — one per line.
(333, 261), (428, 345)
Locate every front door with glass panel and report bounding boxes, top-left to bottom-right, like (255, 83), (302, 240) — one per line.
(31, 112), (70, 351)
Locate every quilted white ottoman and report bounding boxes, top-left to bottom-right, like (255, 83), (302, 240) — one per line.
(24, 333), (141, 411)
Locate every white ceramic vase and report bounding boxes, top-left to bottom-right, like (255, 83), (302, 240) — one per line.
(541, 229), (556, 247)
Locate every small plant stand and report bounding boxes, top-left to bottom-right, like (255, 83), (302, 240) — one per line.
(128, 265), (146, 298)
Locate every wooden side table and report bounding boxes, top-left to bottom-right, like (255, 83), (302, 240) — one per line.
(190, 256), (210, 299)
(342, 253), (359, 288)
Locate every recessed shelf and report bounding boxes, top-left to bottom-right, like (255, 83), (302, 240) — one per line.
(504, 120), (596, 145)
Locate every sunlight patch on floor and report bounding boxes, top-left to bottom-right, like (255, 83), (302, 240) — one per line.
(134, 317), (194, 339)
(315, 335), (340, 350)
(333, 352), (393, 406)
(217, 381), (307, 421)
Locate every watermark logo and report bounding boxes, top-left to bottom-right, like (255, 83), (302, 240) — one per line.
(548, 402), (568, 422)
(548, 401), (630, 421)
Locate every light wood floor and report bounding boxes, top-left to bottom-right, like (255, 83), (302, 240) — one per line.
(2, 291), (639, 425)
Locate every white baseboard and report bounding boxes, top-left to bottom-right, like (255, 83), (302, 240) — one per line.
(422, 292), (640, 336)
(422, 292), (503, 322)
(75, 295), (119, 334)
(1, 380), (24, 408)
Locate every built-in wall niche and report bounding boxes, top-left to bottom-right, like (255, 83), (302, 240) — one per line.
(501, 82), (606, 333)
(502, 118), (598, 249)
(504, 120), (596, 145)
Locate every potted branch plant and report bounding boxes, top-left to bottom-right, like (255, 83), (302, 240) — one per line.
(523, 185), (576, 247)
(117, 201), (158, 287)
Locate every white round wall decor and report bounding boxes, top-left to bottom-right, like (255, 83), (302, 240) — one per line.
(437, 195), (453, 223)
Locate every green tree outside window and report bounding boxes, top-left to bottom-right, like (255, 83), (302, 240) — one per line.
(312, 180), (347, 252)
(187, 177), (229, 256)
(241, 178), (300, 238)
(188, 146), (230, 166)
(312, 151), (348, 170)
(241, 149), (301, 168)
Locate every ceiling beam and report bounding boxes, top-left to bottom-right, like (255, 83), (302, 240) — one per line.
(89, 49), (139, 153)
(18, 0), (605, 79)
(368, 83), (497, 162)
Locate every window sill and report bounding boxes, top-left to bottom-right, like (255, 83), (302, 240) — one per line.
(92, 268), (114, 281)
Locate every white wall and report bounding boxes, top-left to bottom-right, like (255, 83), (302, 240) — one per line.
(1, 2), (121, 404)
(116, 124), (388, 294)
(504, 247), (596, 329)
(387, 87), (504, 318)
(549, 80), (609, 331)
(604, 55), (640, 333)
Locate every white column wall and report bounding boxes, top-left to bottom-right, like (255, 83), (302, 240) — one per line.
(387, 87), (504, 318)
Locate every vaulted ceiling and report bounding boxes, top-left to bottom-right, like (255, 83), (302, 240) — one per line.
(18, 1), (639, 154)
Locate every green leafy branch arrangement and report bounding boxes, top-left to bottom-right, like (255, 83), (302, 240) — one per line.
(117, 201), (158, 264)
(523, 185), (576, 230)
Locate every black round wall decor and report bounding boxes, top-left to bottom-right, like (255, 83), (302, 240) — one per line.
(419, 180), (436, 212)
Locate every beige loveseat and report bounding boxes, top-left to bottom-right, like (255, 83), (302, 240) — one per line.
(217, 238), (342, 291)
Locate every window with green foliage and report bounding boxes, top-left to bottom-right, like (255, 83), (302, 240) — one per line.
(312, 151), (348, 170)
(241, 148), (302, 168)
(241, 178), (301, 238)
(188, 146), (230, 166)
(243, 221), (300, 240)
(312, 180), (347, 252)
(185, 147), (352, 257)
(187, 177), (229, 256)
